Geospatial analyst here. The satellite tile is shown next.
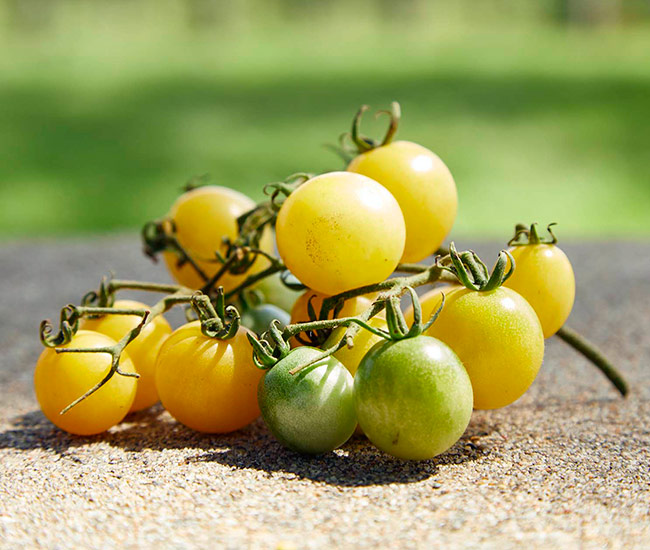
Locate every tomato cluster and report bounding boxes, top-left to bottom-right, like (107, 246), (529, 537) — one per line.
(34, 101), (609, 462)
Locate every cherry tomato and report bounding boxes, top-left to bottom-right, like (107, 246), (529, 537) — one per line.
(241, 303), (291, 336)
(163, 185), (274, 291)
(324, 316), (388, 376)
(348, 141), (457, 263)
(504, 244), (575, 338)
(402, 284), (461, 326)
(81, 299), (172, 412)
(258, 347), (356, 455)
(252, 272), (302, 312)
(275, 172), (406, 295)
(34, 330), (137, 435)
(354, 335), (473, 460)
(155, 321), (262, 433)
(289, 290), (375, 347)
(426, 287), (544, 410)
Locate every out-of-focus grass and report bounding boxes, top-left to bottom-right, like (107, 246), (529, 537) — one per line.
(0, 20), (649, 239)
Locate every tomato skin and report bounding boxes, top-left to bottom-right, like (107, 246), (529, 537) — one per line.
(325, 316), (388, 376)
(34, 330), (137, 435)
(426, 287), (544, 410)
(163, 186), (274, 291)
(258, 347), (356, 455)
(275, 172), (406, 295)
(252, 272), (301, 312)
(155, 321), (262, 433)
(504, 244), (575, 338)
(348, 141), (457, 263)
(354, 336), (473, 460)
(241, 304), (291, 336)
(81, 300), (172, 412)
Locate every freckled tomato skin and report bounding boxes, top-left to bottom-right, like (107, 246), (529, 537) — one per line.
(325, 316), (388, 376)
(348, 141), (457, 263)
(81, 300), (172, 412)
(426, 287), (544, 410)
(155, 321), (263, 433)
(402, 284), (461, 326)
(163, 186), (274, 291)
(275, 172), (406, 295)
(34, 330), (137, 435)
(289, 290), (375, 347)
(504, 244), (575, 338)
(354, 336), (473, 460)
(241, 304), (291, 336)
(258, 347), (356, 455)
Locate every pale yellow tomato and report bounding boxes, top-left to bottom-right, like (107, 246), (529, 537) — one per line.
(155, 321), (262, 433)
(426, 287), (544, 410)
(34, 330), (137, 435)
(504, 244), (575, 338)
(348, 141), (457, 263)
(81, 300), (172, 412)
(163, 186), (274, 290)
(275, 172), (405, 295)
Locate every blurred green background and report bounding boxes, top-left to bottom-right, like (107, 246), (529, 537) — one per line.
(0, 0), (649, 240)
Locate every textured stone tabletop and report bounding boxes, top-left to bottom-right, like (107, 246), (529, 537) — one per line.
(0, 237), (648, 549)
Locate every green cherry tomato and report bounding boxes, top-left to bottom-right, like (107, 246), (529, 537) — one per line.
(258, 347), (356, 455)
(504, 244), (575, 338)
(426, 287), (544, 410)
(354, 335), (473, 460)
(240, 304), (291, 336)
(252, 272), (302, 313)
(348, 141), (457, 263)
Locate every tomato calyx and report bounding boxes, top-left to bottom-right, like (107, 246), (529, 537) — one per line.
(508, 222), (559, 247)
(384, 287), (445, 340)
(262, 172), (312, 211)
(437, 242), (515, 292)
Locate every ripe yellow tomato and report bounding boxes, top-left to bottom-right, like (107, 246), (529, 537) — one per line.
(325, 316), (388, 376)
(402, 284), (461, 326)
(348, 141), (457, 263)
(81, 300), (172, 412)
(290, 290), (375, 347)
(426, 287), (544, 410)
(163, 185), (274, 290)
(155, 321), (262, 433)
(504, 244), (575, 338)
(276, 172), (405, 295)
(34, 330), (137, 435)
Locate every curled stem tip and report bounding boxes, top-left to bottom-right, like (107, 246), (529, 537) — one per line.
(509, 222), (559, 246)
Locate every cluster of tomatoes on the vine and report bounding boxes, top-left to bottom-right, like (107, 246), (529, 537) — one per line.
(34, 102), (612, 462)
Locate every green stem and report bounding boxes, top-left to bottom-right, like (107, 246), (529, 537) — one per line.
(556, 325), (628, 397)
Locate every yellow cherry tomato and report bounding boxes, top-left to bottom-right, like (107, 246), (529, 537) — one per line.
(348, 141), (457, 263)
(275, 172), (406, 295)
(163, 185), (274, 291)
(34, 330), (137, 435)
(81, 300), (172, 412)
(325, 316), (388, 376)
(402, 284), (461, 326)
(290, 290), (375, 347)
(504, 244), (575, 338)
(426, 287), (544, 410)
(155, 321), (262, 433)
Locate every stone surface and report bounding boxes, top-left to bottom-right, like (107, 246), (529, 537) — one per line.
(0, 237), (648, 549)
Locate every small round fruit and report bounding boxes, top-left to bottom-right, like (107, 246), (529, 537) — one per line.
(426, 287), (544, 410)
(34, 330), (137, 435)
(325, 316), (388, 376)
(163, 185), (274, 291)
(241, 304), (291, 336)
(155, 321), (262, 433)
(252, 272), (302, 312)
(258, 347), (356, 455)
(504, 244), (575, 338)
(354, 335), (473, 460)
(348, 141), (457, 263)
(275, 172), (406, 295)
(81, 299), (172, 412)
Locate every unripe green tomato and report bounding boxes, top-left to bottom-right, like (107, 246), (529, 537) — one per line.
(258, 347), (356, 455)
(354, 335), (473, 460)
(504, 244), (575, 338)
(252, 272), (302, 313)
(240, 304), (291, 336)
